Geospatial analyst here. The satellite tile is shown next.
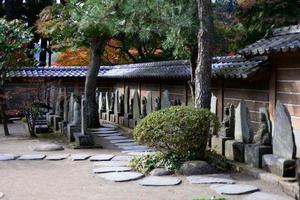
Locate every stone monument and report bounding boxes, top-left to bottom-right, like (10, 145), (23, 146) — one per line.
(211, 104), (235, 155)
(210, 94), (218, 114)
(74, 96), (94, 146)
(225, 100), (253, 162)
(98, 92), (103, 119)
(129, 90), (140, 128)
(146, 92), (152, 114)
(141, 96), (147, 118)
(112, 90), (119, 123)
(244, 107), (273, 168)
(67, 95), (81, 142)
(118, 94), (125, 124)
(262, 101), (296, 177)
(161, 90), (171, 109)
(123, 87), (133, 127)
(58, 88), (69, 135)
(105, 92), (110, 121)
(154, 96), (161, 111)
(53, 88), (64, 131)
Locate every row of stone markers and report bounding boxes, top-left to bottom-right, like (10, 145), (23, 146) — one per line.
(98, 87), (180, 128)
(211, 100), (296, 177)
(45, 86), (96, 146)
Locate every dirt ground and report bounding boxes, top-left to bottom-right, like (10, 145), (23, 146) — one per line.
(0, 121), (294, 200)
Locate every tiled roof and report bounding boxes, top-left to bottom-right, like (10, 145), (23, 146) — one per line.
(212, 55), (268, 79)
(239, 24), (300, 56)
(7, 56), (268, 80)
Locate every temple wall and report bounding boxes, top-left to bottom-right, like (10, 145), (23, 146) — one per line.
(272, 52), (300, 157)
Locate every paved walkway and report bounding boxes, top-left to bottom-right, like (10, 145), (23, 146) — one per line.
(0, 121), (294, 200)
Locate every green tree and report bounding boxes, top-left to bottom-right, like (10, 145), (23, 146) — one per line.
(237, 0), (300, 46)
(0, 18), (33, 136)
(38, 1), (129, 128)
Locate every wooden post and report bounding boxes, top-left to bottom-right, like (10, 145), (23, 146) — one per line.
(216, 79), (224, 122)
(269, 59), (277, 124)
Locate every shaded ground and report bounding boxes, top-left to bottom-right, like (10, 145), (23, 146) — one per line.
(0, 121), (293, 200)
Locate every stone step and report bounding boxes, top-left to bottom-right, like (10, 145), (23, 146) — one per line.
(98, 172), (144, 182)
(93, 167), (132, 173)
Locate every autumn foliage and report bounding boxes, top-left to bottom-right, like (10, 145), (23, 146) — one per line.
(53, 39), (131, 66)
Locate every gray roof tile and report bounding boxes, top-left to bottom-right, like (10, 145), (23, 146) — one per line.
(7, 56), (268, 80)
(239, 25), (300, 56)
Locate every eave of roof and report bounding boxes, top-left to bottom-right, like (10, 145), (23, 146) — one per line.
(7, 56), (269, 80)
(239, 24), (300, 56)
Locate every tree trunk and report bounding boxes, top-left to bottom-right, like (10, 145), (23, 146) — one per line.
(85, 36), (108, 128)
(39, 38), (47, 66)
(194, 0), (213, 109)
(4, 0), (14, 20)
(0, 102), (9, 136)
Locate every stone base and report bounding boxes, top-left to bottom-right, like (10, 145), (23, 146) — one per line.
(109, 114), (115, 122)
(123, 117), (129, 127)
(118, 116), (124, 126)
(53, 116), (62, 131)
(129, 119), (137, 128)
(34, 125), (49, 134)
(211, 136), (233, 155)
(67, 124), (81, 142)
(101, 113), (107, 120)
(48, 114), (56, 126)
(74, 132), (94, 146)
(58, 121), (68, 134)
(262, 154), (296, 177)
(245, 144), (272, 168)
(225, 140), (245, 162)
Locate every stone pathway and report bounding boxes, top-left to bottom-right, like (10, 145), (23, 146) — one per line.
(0, 123), (295, 200)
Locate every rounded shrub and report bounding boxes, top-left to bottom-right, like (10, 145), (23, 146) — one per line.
(133, 106), (220, 159)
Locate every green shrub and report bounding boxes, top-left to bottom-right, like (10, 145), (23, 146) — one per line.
(129, 152), (165, 174)
(134, 106), (219, 159)
(129, 152), (182, 174)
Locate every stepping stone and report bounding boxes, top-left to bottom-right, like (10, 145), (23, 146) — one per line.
(18, 154), (46, 160)
(93, 167), (132, 173)
(0, 154), (18, 161)
(244, 192), (294, 200)
(0, 192), (4, 199)
(70, 154), (91, 161)
(97, 133), (122, 137)
(110, 139), (135, 144)
(138, 176), (181, 186)
(90, 154), (115, 161)
(111, 156), (133, 161)
(114, 142), (138, 147)
(93, 161), (129, 167)
(105, 136), (127, 140)
(187, 175), (235, 184)
(46, 154), (69, 160)
(33, 144), (64, 151)
(210, 184), (259, 195)
(99, 172), (144, 182)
